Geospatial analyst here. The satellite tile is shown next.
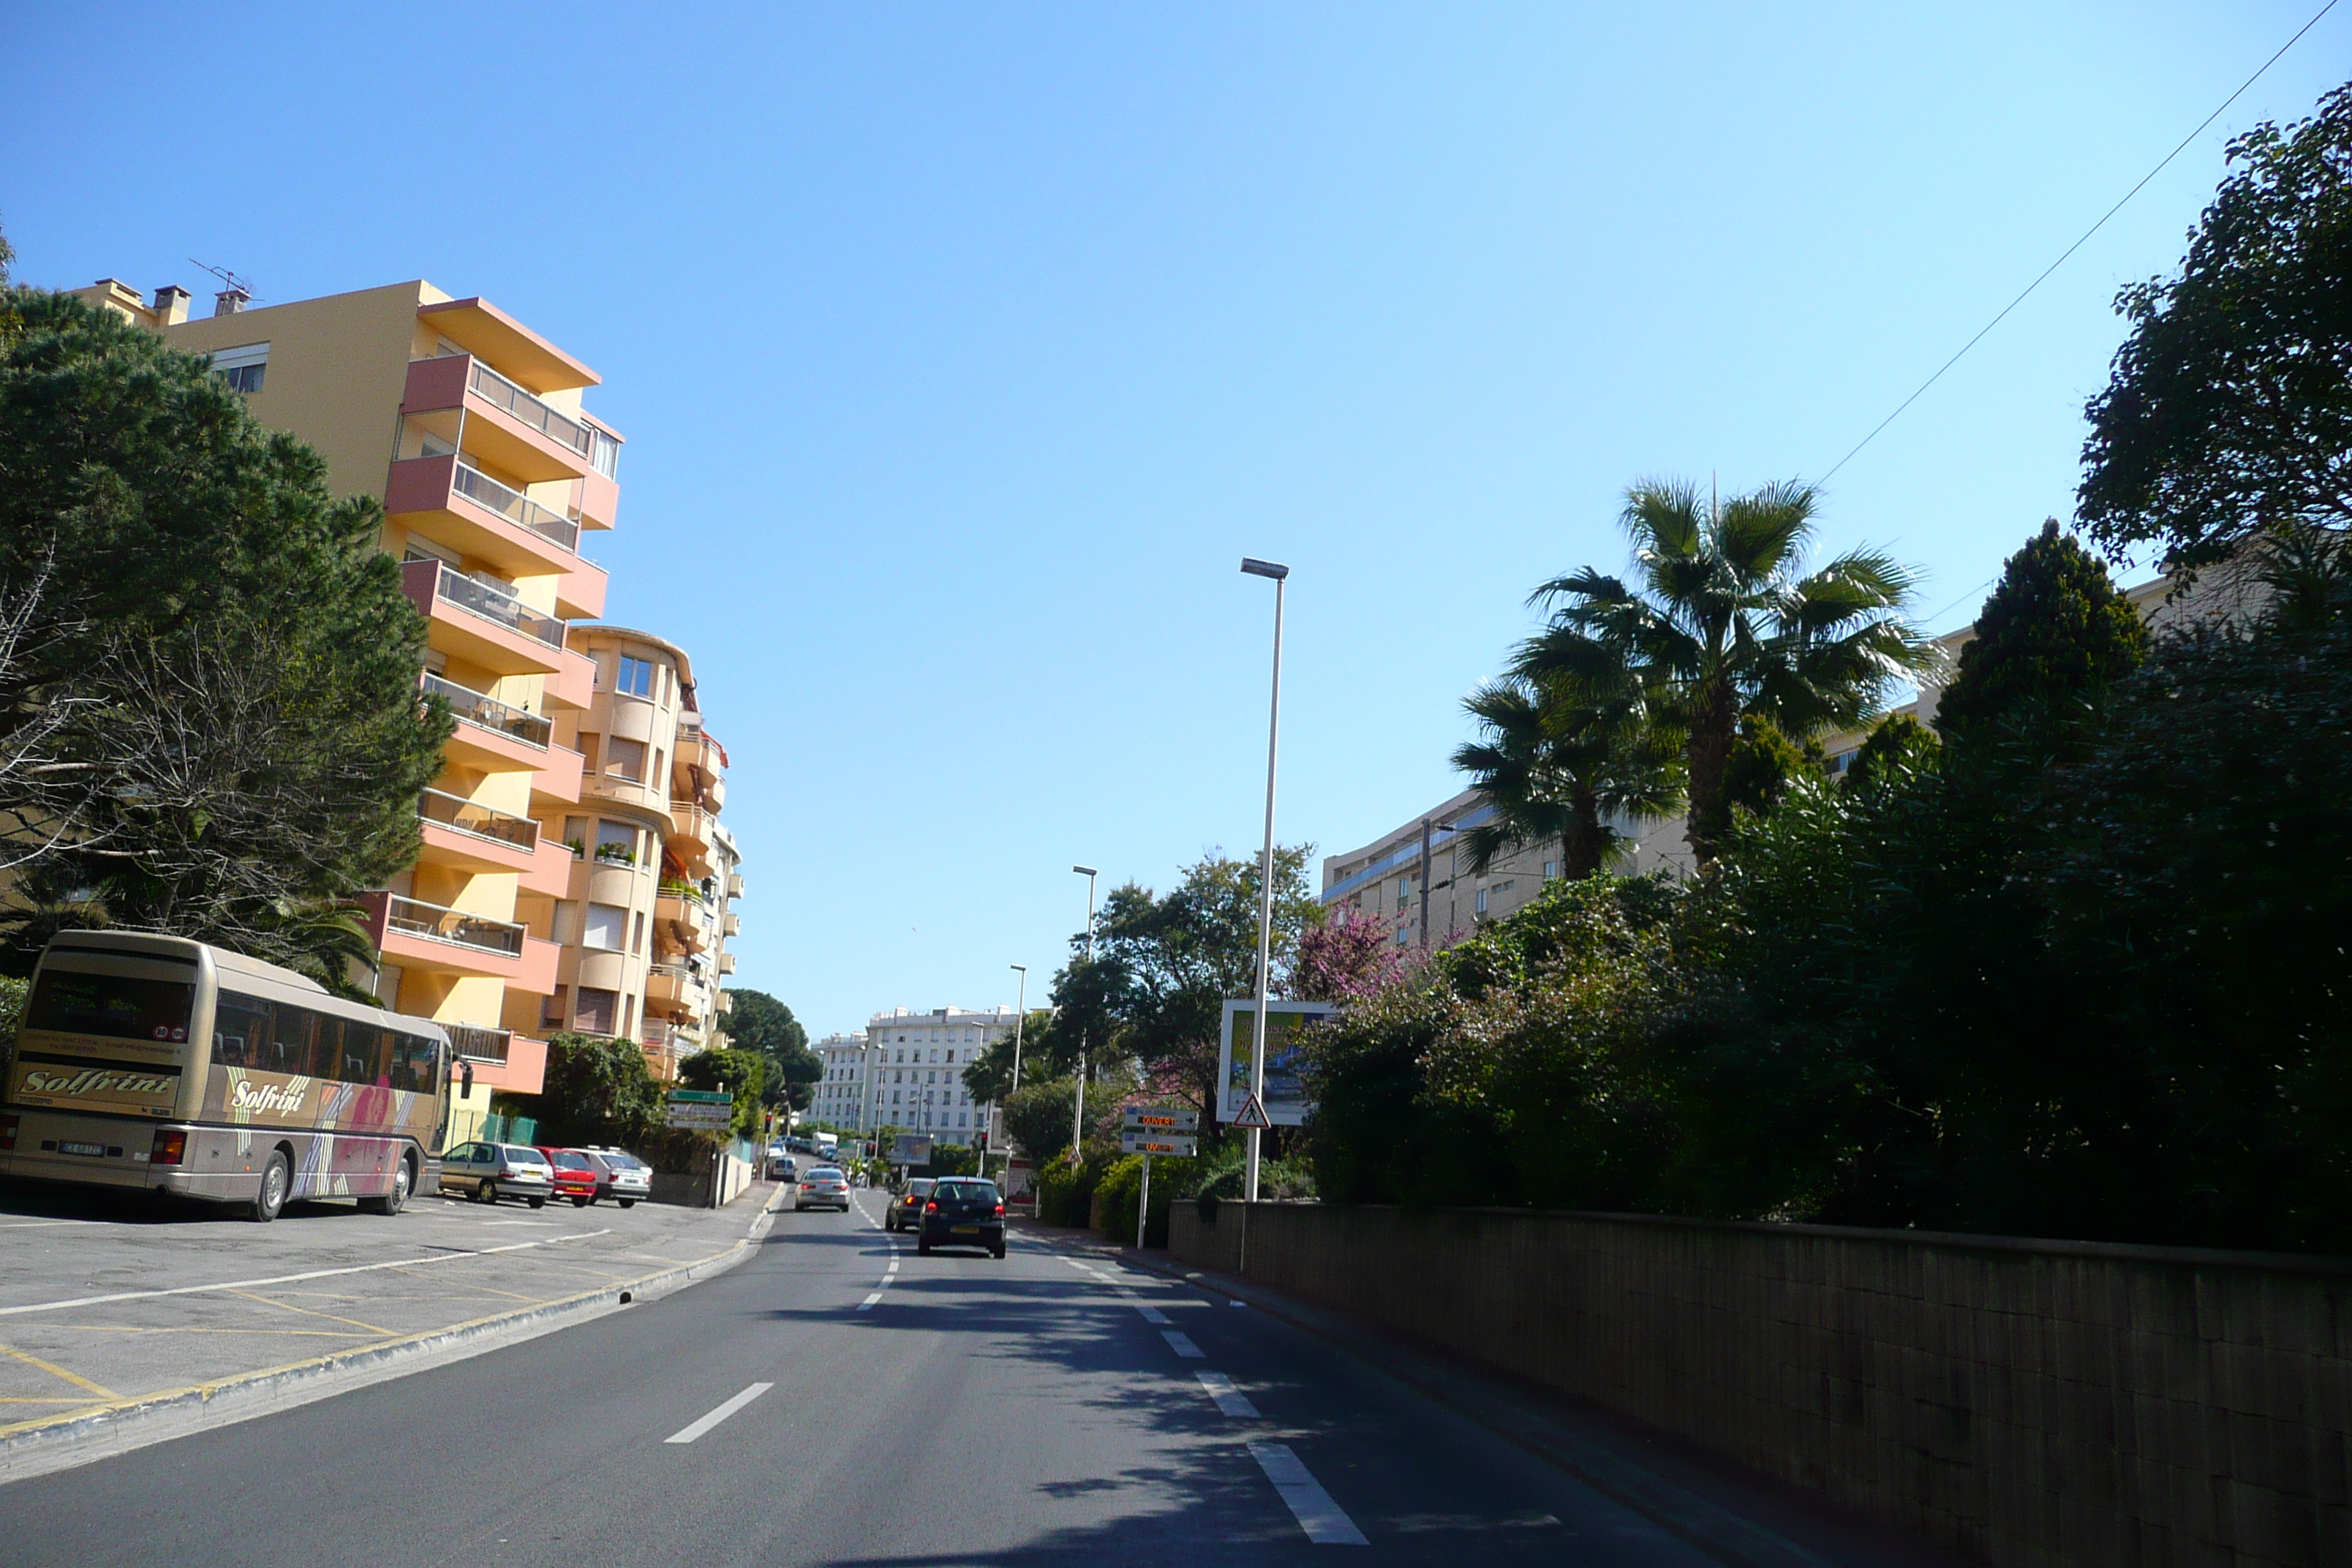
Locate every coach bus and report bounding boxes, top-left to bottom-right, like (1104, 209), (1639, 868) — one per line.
(0, 931), (451, 1221)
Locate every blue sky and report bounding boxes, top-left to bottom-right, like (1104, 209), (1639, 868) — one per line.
(4, 4), (2342, 1037)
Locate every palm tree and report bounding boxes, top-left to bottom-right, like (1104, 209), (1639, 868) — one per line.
(1524, 478), (1930, 864)
(1451, 636), (1684, 883)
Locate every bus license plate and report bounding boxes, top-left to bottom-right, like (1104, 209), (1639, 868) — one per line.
(952, 1224), (979, 1235)
(58, 1142), (106, 1158)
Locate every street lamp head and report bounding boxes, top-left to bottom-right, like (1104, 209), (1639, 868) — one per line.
(1240, 557), (1289, 581)
(1072, 864), (1096, 877)
(1009, 962), (1026, 973)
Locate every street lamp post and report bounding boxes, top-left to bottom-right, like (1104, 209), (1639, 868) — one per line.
(1070, 865), (1097, 1165)
(1239, 557), (1288, 1205)
(1002, 964), (1028, 1187)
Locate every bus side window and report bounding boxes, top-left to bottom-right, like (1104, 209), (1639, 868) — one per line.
(211, 992), (269, 1069)
(269, 1003), (316, 1078)
(343, 1021), (388, 1086)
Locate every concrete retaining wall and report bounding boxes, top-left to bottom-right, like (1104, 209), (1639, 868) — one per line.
(1169, 1201), (2352, 1568)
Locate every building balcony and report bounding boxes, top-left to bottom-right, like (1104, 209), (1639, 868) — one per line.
(544, 643), (596, 712)
(520, 832), (577, 898)
(667, 801), (715, 859)
(416, 787), (540, 875)
(717, 951), (736, 976)
(721, 911), (741, 938)
(426, 673), (552, 774)
(402, 353), (596, 483)
(385, 450), (607, 622)
(401, 559), (565, 677)
(726, 872), (745, 900)
(442, 1025), (546, 1096)
(655, 886), (710, 954)
(715, 990), (732, 1015)
(358, 894), (558, 992)
(645, 962), (709, 1012)
(527, 744), (585, 814)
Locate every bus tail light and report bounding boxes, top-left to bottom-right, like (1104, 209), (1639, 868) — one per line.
(151, 1129), (187, 1166)
(0, 1114), (16, 1152)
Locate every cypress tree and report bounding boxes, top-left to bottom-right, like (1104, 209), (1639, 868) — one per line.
(1934, 521), (2146, 734)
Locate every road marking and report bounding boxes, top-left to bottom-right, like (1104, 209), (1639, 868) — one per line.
(1195, 1369), (1261, 1417)
(0, 1341), (118, 1401)
(857, 1292), (883, 1311)
(0, 1229), (615, 1319)
(222, 1288), (396, 1338)
(886, 1259), (900, 1274)
(1250, 1442), (1368, 1545)
(1118, 1291), (1170, 1324)
(664, 1382), (772, 1444)
(1161, 1329), (1205, 1359)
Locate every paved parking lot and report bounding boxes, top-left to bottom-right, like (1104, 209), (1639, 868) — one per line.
(0, 1177), (780, 1436)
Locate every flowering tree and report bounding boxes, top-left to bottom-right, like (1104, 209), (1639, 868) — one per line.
(1293, 910), (1409, 1002)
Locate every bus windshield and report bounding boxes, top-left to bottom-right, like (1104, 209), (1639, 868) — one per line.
(26, 969), (195, 1044)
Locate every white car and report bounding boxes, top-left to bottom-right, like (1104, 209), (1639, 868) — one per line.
(795, 1166), (851, 1211)
(581, 1147), (653, 1208)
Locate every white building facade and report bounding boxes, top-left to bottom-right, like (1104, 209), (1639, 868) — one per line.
(811, 1033), (871, 1130)
(862, 1006), (1022, 1143)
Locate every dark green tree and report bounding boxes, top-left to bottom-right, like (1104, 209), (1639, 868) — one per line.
(1839, 712), (1938, 795)
(534, 1032), (665, 1147)
(724, 989), (820, 1110)
(0, 290), (448, 981)
(1001, 1077), (1082, 1164)
(1698, 715), (1825, 844)
(960, 1008), (1058, 1106)
(1933, 522), (2146, 734)
(1534, 478), (1930, 862)
(2080, 83), (2352, 569)
(679, 1046), (768, 1139)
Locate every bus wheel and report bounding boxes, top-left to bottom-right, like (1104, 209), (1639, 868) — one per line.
(361, 1158), (412, 1216)
(478, 1178), (499, 1205)
(250, 1153), (290, 1224)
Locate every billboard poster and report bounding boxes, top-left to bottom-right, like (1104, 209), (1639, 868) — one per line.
(1218, 999), (1337, 1126)
(891, 1134), (933, 1166)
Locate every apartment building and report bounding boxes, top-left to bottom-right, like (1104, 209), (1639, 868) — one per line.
(1322, 789), (1689, 943)
(75, 276), (621, 1144)
(526, 626), (745, 1082)
(864, 1007), (1021, 1142)
(811, 1033), (872, 1130)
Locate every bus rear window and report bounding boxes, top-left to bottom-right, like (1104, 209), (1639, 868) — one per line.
(26, 970), (195, 1044)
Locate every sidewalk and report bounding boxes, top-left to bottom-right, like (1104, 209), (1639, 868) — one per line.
(0, 1179), (783, 1482)
(1020, 1221), (1969, 1568)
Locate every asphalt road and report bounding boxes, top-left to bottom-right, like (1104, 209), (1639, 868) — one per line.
(4, 1186), (1728, 1567)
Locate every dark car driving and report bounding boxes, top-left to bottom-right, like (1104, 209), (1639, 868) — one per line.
(915, 1177), (1006, 1259)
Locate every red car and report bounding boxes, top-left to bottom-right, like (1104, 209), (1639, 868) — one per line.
(536, 1147), (603, 1207)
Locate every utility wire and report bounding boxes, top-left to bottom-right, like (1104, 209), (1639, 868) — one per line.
(1820, 0), (2340, 485)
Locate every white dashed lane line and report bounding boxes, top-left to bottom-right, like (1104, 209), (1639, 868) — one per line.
(1196, 1370), (1261, 1417)
(1161, 1329), (1205, 1359)
(1251, 1441), (1370, 1546)
(665, 1382), (772, 1444)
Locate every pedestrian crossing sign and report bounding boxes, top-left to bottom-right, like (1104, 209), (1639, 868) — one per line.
(1230, 1093), (1273, 1131)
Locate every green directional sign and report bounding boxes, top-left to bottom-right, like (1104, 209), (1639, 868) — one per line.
(669, 1089), (731, 1104)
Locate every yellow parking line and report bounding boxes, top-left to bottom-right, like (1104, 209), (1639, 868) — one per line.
(44, 1324), (372, 1338)
(0, 1341), (119, 1401)
(222, 1289), (395, 1338)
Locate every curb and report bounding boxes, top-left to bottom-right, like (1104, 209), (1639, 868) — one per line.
(0, 1186), (786, 1488)
(1047, 1231), (1838, 1568)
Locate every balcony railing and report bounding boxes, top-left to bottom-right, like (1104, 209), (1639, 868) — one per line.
(428, 563), (565, 649)
(418, 788), (539, 851)
(657, 878), (708, 906)
(467, 358), (593, 458)
(451, 458), (579, 553)
(446, 1022), (512, 1064)
(422, 673), (551, 749)
(385, 895), (525, 957)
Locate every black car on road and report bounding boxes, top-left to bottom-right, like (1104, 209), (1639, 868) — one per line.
(916, 1177), (1006, 1259)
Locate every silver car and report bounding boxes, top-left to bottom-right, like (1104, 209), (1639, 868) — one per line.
(794, 1166), (851, 1211)
(581, 1147), (652, 1208)
(438, 1142), (554, 1207)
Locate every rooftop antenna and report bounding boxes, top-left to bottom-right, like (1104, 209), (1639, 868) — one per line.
(189, 259), (257, 314)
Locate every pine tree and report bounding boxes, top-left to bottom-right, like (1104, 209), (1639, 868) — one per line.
(1934, 521), (2146, 734)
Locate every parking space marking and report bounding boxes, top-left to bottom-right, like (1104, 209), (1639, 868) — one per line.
(0, 1229), (615, 1319)
(1249, 1441), (1369, 1545)
(1195, 1370), (1261, 1418)
(664, 1381), (772, 1444)
(1161, 1329), (1205, 1359)
(0, 1341), (118, 1401)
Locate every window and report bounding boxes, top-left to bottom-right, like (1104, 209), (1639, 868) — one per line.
(595, 821), (636, 864)
(1544, 862), (1558, 880)
(584, 902), (627, 951)
(575, 987), (618, 1034)
(1476, 888), (1490, 915)
(210, 342), (268, 394)
(26, 970), (195, 1044)
(616, 655), (654, 698)
(606, 738), (646, 782)
(577, 734), (600, 772)
(590, 427), (620, 480)
(631, 910), (647, 954)
(562, 817), (589, 857)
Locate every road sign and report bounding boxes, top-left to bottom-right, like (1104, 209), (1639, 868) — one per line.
(668, 1103), (732, 1130)
(1122, 1107), (1199, 1133)
(669, 1089), (731, 1104)
(1120, 1131), (1198, 1157)
(1229, 1093), (1272, 1131)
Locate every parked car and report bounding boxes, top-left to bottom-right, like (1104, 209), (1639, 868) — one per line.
(766, 1153), (797, 1182)
(916, 1177), (1006, 1259)
(883, 1177), (936, 1232)
(438, 1142), (554, 1207)
(580, 1147), (651, 1208)
(536, 1147), (603, 1207)
(794, 1166), (851, 1211)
